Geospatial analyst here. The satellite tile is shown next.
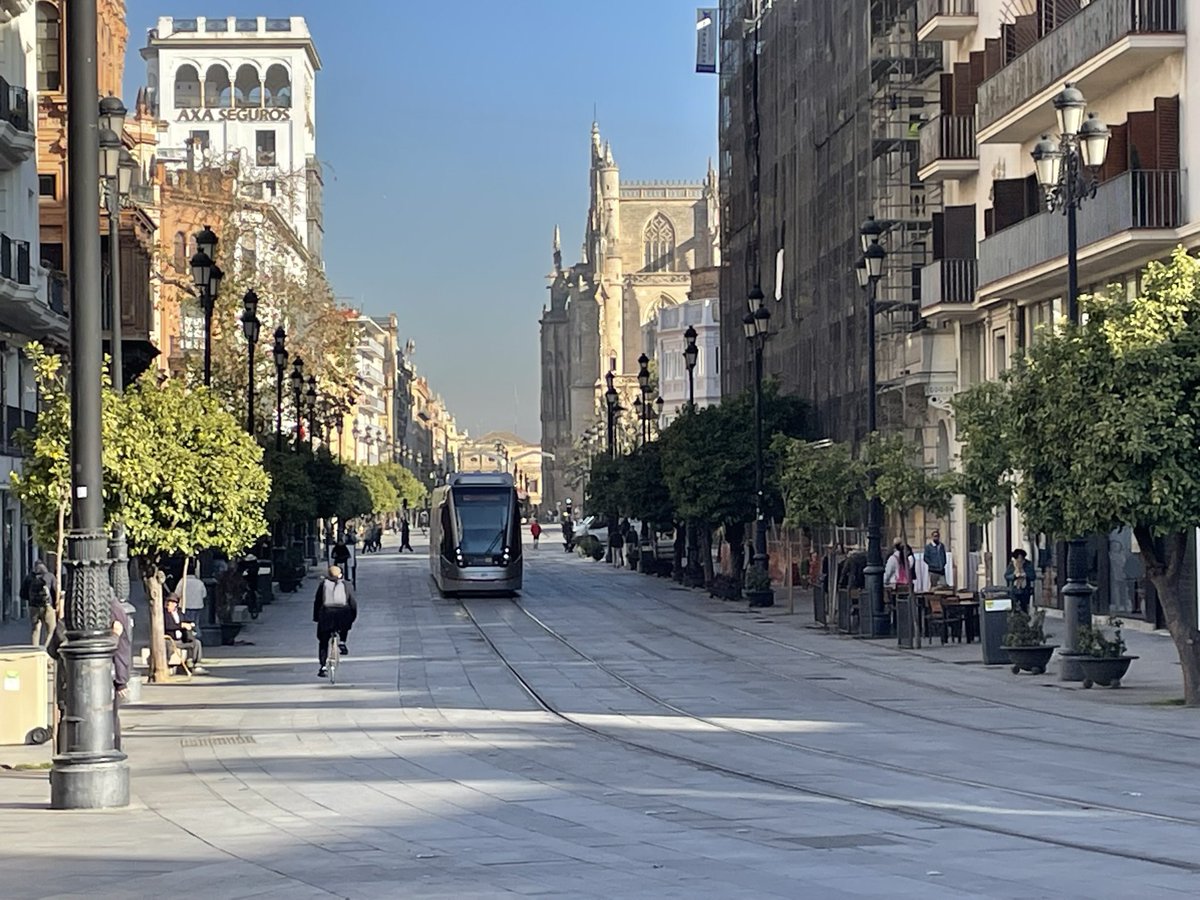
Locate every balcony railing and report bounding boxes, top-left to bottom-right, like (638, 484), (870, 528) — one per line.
(47, 274), (65, 314)
(919, 114), (977, 169)
(978, 0), (1184, 138)
(917, 0), (978, 40)
(917, 0), (977, 24)
(0, 233), (32, 285)
(921, 259), (977, 309)
(0, 77), (30, 132)
(979, 169), (1183, 287)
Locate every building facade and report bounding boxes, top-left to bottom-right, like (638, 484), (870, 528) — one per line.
(141, 15), (322, 261)
(653, 267), (722, 424)
(459, 431), (543, 511)
(916, 0), (1197, 610)
(540, 123), (720, 509)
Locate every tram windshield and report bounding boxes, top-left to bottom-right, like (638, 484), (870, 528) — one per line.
(452, 487), (513, 556)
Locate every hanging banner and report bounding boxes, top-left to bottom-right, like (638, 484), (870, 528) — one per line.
(696, 8), (718, 74)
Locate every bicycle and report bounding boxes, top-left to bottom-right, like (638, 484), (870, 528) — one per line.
(325, 633), (340, 685)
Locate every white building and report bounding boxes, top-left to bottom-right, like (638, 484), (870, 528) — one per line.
(653, 294), (720, 426)
(0, 0), (60, 624)
(141, 15), (323, 261)
(352, 315), (388, 465)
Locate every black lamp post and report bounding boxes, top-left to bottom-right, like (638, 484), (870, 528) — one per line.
(98, 96), (132, 393)
(604, 370), (619, 457)
(742, 286), (772, 604)
(241, 290), (260, 435)
(190, 224), (221, 386)
(272, 327), (287, 451)
(1031, 83), (1111, 664)
(636, 353), (651, 446)
(290, 357), (304, 448)
(52, 0), (129, 808)
(306, 375), (318, 447)
(683, 324), (699, 409)
(857, 218), (888, 636)
(654, 395), (664, 436)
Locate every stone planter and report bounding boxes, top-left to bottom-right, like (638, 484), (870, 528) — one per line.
(745, 589), (775, 609)
(219, 622), (244, 646)
(1006, 644), (1059, 675)
(1058, 649), (1089, 682)
(1080, 655), (1137, 689)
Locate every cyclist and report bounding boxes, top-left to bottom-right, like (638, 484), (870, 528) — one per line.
(313, 565), (357, 678)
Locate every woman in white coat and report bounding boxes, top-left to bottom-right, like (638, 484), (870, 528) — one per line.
(883, 542), (915, 588)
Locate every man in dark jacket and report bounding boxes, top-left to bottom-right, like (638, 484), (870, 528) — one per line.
(21, 559), (57, 646)
(111, 597), (132, 750)
(313, 565), (357, 677)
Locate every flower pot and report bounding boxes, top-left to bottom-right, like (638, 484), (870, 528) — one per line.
(1057, 649), (1089, 682)
(746, 588), (775, 609)
(1079, 655), (1138, 689)
(219, 622), (244, 646)
(1006, 644), (1058, 675)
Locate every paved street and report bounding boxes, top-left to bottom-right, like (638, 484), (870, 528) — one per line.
(5, 534), (1200, 898)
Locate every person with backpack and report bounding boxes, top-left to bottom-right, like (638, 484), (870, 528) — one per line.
(21, 559), (57, 647)
(313, 565), (357, 678)
(530, 517), (542, 550)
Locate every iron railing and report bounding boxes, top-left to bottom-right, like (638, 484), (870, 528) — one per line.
(919, 114), (977, 169)
(917, 0), (978, 26)
(921, 259), (977, 309)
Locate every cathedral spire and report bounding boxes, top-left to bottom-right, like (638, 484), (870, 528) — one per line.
(552, 225), (562, 273)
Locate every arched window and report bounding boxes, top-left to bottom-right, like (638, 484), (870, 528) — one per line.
(173, 232), (186, 272)
(264, 64), (291, 108)
(643, 213), (675, 272)
(203, 64), (231, 108)
(36, 3), (62, 91)
(234, 64), (262, 108)
(174, 64), (200, 109)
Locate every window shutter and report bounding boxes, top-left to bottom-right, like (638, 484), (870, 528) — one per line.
(931, 212), (945, 260)
(968, 50), (985, 97)
(992, 178), (1029, 232)
(940, 73), (954, 115)
(984, 207), (995, 237)
(1154, 95), (1179, 170)
(953, 63), (973, 117)
(943, 205), (977, 259)
(1127, 110), (1158, 170)
(983, 38), (1004, 77)
(1099, 122), (1129, 182)
(1013, 14), (1039, 54)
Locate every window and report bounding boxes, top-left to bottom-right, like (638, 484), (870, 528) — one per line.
(263, 179), (277, 198)
(255, 130), (276, 166)
(38, 174), (57, 198)
(642, 213), (675, 272)
(173, 232), (186, 272)
(188, 130), (210, 152)
(36, 3), (61, 92)
(264, 64), (291, 108)
(174, 64), (200, 109)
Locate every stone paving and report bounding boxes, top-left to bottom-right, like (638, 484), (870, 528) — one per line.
(2, 534), (1200, 898)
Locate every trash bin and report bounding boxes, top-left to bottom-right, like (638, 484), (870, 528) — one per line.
(896, 592), (919, 649)
(978, 591), (1013, 665)
(0, 646), (51, 746)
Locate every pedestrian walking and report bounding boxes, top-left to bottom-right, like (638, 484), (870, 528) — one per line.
(884, 542), (915, 588)
(1005, 549), (1037, 613)
(530, 518), (542, 550)
(924, 529), (948, 587)
(609, 522), (624, 567)
(110, 597), (131, 750)
(21, 559), (57, 647)
(400, 517), (414, 552)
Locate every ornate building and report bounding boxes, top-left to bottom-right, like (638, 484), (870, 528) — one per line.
(539, 123), (719, 509)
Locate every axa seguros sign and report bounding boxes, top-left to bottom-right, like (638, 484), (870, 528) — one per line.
(176, 107), (291, 123)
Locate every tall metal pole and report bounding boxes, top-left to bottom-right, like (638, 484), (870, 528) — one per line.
(106, 186), (123, 393)
(864, 276), (887, 638)
(246, 339), (256, 435)
(1065, 150), (1080, 325)
(52, 0), (129, 809)
(752, 341), (768, 578)
(275, 369), (283, 451)
(687, 366), (695, 409)
(202, 301), (213, 386)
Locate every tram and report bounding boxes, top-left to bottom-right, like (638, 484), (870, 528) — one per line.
(430, 472), (523, 595)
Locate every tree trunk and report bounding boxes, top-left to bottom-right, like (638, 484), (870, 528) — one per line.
(672, 523), (685, 579)
(727, 521), (746, 582)
(141, 559), (170, 683)
(1134, 527), (1200, 705)
(700, 526), (715, 586)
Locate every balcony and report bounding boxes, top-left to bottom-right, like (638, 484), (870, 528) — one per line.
(916, 0), (978, 42)
(978, 169), (1183, 300)
(920, 259), (977, 312)
(0, 237), (67, 343)
(977, 0), (1185, 144)
(0, 76), (33, 168)
(918, 115), (978, 182)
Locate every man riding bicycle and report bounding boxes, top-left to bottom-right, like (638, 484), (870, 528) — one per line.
(313, 565), (357, 678)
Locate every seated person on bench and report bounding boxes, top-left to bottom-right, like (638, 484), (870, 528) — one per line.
(164, 593), (204, 673)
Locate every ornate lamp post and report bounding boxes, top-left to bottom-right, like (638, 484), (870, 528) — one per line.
(683, 324), (699, 409)
(856, 217), (888, 636)
(290, 357), (304, 448)
(1031, 83), (1111, 669)
(189, 224), (221, 386)
(98, 96), (134, 392)
(52, 0), (128, 809)
(237, 290), (259, 435)
(305, 375), (318, 447)
(637, 353), (651, 445)
(604, 370), (619, 457)
(742, 286), (772, 605)
(654, 395), (664, 437)
(272, 327), (287, 451)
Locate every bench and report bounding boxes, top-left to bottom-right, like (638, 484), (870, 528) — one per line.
(139, 638), (192, 679)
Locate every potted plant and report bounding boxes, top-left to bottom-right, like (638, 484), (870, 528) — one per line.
(215, 566), (247, 645)
(744, 565), (775, 608)
(1077, 618), (1138, 689)
(1003, 608), (1058, 674)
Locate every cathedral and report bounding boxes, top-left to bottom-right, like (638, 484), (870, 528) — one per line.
(539, 123), (719, 510)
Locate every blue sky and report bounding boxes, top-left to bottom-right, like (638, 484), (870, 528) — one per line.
(124, 1), (718, 441)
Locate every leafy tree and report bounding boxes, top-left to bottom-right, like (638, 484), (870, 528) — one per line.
(354, 464), (400, 515)
(305, 448), (345, 520)
(955, 248), (1200, 704)
(950, 380), (1016, 525)
(262, 447), (317, 526)
(864, 432), (952, 551)
(378, 462), (426, 510)
(776, 438), (865, 532)
(618, 442), (674, 527)
(337, 468), (374, 521)
(584, 455), (622, 520)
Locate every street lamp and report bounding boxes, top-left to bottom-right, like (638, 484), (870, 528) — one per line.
(98, 96), (130, 393)
(654, 395), (664, 435)
(683, 324), (699, 409)
(743, 285), (772, 605)
(290, 357), (304, 448)
(306, 375), (318, 446)
(190, 224), (221, 386)
(272, 327), (287, 451)
(52, 0), (128, 809)
(859, 219), (888, 637)
(1032, 83), (1111, 664)
(637, 353), (651, 445)
(241, 290), (260, 435)
(604, 370), (619, 457)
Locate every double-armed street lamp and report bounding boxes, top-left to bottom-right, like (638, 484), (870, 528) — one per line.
(742, 286), (772, 599)
(241, 290), (260, 435)
(189, 224), (222, 386)
(272, 327), (287, 451)
(306, 376), (318, 446)
(683, 324), (699, 410)
(604, 370), (620, 457)
(98, 96), (136, 393)
(856, 216), (888, 637)
(1031, 83), (1111, 661)
(290, 357), (304, 448)
(636, 353), (652, 445)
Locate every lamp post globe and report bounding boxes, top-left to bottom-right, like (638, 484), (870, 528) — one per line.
(98, 94), (127, 134)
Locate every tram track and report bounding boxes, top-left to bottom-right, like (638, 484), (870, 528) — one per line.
(453, 594), (1200, 874)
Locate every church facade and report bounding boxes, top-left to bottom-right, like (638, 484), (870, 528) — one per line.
(539, 124), (719, 510)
